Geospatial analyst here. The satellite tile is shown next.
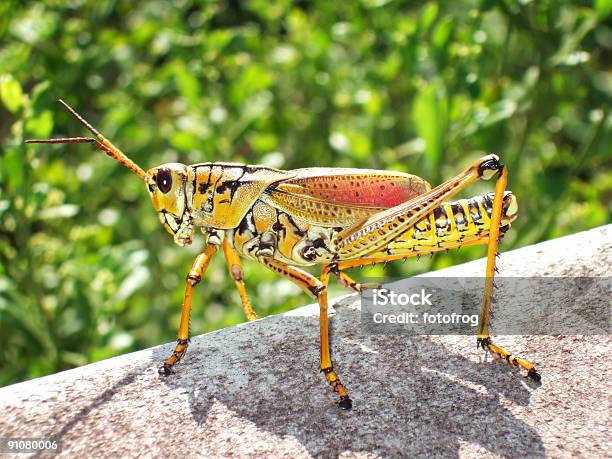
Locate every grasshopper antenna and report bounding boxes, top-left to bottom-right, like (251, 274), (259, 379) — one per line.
(26, 99), (147, 181)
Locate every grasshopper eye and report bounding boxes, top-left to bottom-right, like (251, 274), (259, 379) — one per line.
(156, 168), (172, 193)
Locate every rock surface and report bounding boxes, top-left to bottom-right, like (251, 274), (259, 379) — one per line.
(0, 225), (610, 458)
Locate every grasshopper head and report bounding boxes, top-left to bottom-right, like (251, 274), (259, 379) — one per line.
(26, 101), (197, 246)
(146, 163), (194, 246)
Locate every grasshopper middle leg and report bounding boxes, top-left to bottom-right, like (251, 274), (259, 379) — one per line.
(332, 267), (362, 292)
(223, 238), (257, 321)
(262, 258), (353, 409)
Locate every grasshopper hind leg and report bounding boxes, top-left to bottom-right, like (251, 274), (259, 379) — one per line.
(476, 162), (541, 383)
(335, 155), (540, 383)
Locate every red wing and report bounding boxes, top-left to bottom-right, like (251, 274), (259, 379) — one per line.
(273, 168), (431, 208)
(261, 168), (432, 227)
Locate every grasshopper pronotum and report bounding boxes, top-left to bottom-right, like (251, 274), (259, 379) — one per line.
(27, 100), (540, 409)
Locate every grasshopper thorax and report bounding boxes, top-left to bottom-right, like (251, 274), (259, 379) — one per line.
(146, 163), (195, 246)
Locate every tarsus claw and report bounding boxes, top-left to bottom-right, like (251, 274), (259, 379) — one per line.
(158, 363), (174, 376)
(476, 337), (490, 350)
(337, 396), (353, 410)
(527, 368), (541, 383)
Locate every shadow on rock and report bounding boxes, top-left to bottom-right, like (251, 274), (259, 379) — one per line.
(159, 296), (544, 457)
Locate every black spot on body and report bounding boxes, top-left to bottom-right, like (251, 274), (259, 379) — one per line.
(469, 199), (482, 221)
(286, 214), (306, 237)
(237, 214), (250, 236)
(216, 182), (229, 194)
(313, 238), (327, 249)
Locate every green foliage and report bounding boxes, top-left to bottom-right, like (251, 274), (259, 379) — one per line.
(0, 0), (610, 386)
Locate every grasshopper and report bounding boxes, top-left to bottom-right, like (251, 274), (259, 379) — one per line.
(27, 100), (541, 410)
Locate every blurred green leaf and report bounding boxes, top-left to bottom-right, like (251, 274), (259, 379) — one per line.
(595, 0), (612, 18)
(419, 3), (439, 33)
(25, 110), (54, 138)
(0, 74), (23, 113)
(412, 81), (447, 175)
(480, 99), (517, 128)
(39, 204), (79, 220)
(2, 148), (25, 190)
(172, 61), (201, 107)
(114, 266), (149, 302)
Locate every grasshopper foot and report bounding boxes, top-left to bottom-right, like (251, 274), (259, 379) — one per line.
(337, 396), (353, 410)
(477, 336), (541, 384)
(527, 368), (542, 384)
(322, 367), (352, 409)
(158, 363), (175, 376)
(158, 338), (189, 376)
(476, 336), (490, 349)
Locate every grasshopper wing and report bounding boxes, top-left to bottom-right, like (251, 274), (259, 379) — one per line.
(262, 168), (431, 227)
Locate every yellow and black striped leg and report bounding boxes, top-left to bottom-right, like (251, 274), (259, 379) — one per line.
(223, 238), (257, 321)
(476, 165), (540, 382)
(321, 264), (352, 409)
(477, 337), (540, 382)
(262, 258), (352, 409)
(159, 245), (218, 376)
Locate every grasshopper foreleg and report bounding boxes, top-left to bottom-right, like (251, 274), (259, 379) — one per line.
(159, 245), (218, 376)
